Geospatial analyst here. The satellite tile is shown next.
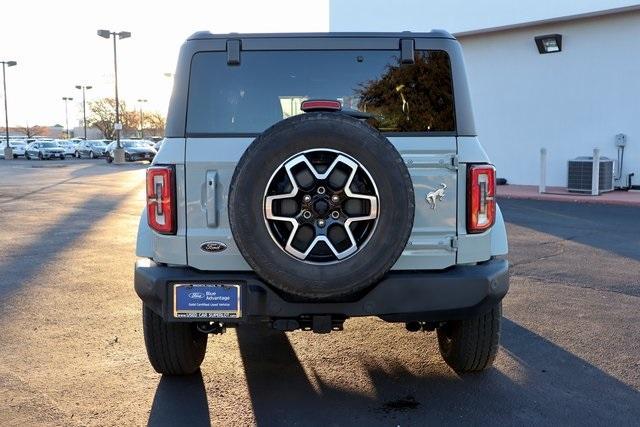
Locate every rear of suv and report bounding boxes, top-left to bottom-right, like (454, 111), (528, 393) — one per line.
(135, 31), (509, 375)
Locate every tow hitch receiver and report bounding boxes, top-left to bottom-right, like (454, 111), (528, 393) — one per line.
(272, 315), (345, 333)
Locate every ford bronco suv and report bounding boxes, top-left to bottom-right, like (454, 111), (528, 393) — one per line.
(135, 31), (509, 376)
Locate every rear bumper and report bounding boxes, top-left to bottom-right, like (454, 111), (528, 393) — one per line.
(135, 258), (509, 323)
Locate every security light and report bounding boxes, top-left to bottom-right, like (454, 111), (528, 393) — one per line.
(7, 61), (17, 67)
(97, 29), (111, 38)
(535, 34), (562, 54)
(118, 31), (131, 39)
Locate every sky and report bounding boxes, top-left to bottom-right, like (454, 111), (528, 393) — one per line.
(0, 0), (329, 128)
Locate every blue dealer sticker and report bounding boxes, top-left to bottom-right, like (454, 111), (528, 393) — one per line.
(173, 284), (240, 319)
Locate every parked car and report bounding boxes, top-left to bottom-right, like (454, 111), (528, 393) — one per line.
(55, 140), (78, 157)
(24, 141), (66, 160)
(134, 31), (509, 376)
(153, 138), (164, 151)
(75, 140), (108, 158)
(105, 140), (156, 163)
(0, 140), (27, 158)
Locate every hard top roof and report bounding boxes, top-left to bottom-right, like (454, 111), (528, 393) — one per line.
(186, 30), (455, 41)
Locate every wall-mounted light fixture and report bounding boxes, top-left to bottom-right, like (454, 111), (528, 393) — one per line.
(535, 34), (562, 54)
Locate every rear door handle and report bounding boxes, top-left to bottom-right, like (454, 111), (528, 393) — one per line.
(205, 170), (218, 227)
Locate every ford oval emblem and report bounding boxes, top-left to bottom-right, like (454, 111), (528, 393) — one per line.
(200, 241), (227, 253)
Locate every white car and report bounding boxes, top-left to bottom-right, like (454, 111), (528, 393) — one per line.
(0, 140), (27, 158)
(24, 140), (66, 160)
(55, 140), (78, 157)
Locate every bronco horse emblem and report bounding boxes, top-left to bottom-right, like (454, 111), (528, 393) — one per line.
(426, 183), (447, 210)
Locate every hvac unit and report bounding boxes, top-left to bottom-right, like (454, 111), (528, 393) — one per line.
(567, 157), (614, 193)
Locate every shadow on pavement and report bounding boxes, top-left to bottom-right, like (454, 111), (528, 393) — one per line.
(499, 318), (640, 423)
(500, 198), (640, 261)
(147, 372), (211, 427)
(0, 183), (142, 300)
(235, 319), (640, 425)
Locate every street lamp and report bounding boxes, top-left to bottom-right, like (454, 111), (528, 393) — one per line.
(137, 98), (147, 139)
(1, 60), (17, 160)
(62, 97), (74, 139)
(75, 85), (92, 139)
(98, 29), (131, 164)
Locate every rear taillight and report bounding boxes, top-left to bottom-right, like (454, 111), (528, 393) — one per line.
(467, 164), (496, 234)
(147, 166), (176, 234)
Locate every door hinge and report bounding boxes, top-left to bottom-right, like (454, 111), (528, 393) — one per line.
(227, 39), (241, 65)
(447, 155), (459, 170)
(449, 236), (458, 251)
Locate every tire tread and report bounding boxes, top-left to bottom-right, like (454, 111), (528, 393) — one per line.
(142, 305), (207, 375)
(437, 303), (501, 373)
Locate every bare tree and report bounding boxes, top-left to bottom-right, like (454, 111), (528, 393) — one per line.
(144, 111), (166, 137)
(87, 98), (139, 139)
(15, 124), (48, 138)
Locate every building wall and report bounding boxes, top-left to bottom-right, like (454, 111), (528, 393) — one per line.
(71, 126), (105, 140)
(458, 10), (639, 186)
(329, 0), (640, 35)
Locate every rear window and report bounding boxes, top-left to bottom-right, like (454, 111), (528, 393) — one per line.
(187, 50), (455, 135)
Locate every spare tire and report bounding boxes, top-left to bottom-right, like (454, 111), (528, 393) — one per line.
(229, 112), (414, 300)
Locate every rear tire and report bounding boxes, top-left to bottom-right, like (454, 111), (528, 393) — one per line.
(106, 154), (113, 163)
(142, 304), (208, 375)
(436, 303), (501, 373)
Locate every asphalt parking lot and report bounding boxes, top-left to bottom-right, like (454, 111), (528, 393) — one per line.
(0, 159), (638, 426)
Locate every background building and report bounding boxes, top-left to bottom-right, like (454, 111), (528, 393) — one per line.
(330, 1), (640, 188)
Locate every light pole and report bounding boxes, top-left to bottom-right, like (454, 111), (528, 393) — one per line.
(97, 29), (131, 164)
(75, 85), (92, 139)
(62, 97), (73, 139)
(137, 98), (147, 139)
(2, 60), (17, 160)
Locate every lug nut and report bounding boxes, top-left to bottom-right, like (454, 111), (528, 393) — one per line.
(317, 219), (325, 227)
(317, 186), (326, 195)
(302, 210), (312, 219)
(331, 195), (340, 203)
(331, 211), (340, 219)
(303, 195), (311, 203)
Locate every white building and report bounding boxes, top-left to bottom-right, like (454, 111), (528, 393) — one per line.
(330, 1), (640, 188)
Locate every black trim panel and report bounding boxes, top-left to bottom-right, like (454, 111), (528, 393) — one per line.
(135, 258), (509, 323)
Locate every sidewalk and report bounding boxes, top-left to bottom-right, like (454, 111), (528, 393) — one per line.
(497, 185), (640, 207)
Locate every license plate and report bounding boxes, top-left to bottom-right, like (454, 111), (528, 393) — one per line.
(173, 284), (241, 319)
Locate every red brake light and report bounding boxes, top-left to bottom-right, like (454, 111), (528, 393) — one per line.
(467, 164), (496, 234)
(301, 99), (342, 112)
(147, 166), (176, 234)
